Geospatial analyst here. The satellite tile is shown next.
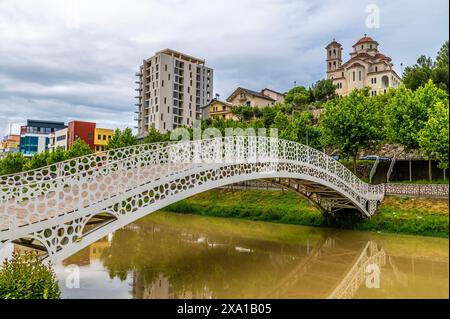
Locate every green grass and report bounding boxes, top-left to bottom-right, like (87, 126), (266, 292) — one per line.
(163, 189), (449, 238)
(353, 196), (449, 237)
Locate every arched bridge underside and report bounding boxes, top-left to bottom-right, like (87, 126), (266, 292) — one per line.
(0, 137), (384, 261)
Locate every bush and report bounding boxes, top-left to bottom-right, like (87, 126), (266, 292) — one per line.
(0, 252), (61, 299)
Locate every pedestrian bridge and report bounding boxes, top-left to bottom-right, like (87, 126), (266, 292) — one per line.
(0, 137), (384, 261)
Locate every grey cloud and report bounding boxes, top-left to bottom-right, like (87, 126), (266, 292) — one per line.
(0, 0), (448, 136)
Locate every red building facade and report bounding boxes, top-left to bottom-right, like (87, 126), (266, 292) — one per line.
(67, 121), (96, 150)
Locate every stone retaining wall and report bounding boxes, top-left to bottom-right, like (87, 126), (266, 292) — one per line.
(384, 183), (449, 198)
(224, 180), (449, 198)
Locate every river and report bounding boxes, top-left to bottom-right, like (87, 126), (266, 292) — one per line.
(3, 212), (448, 299)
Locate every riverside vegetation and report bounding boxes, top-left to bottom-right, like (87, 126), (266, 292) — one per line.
(164, 189), (449, 238)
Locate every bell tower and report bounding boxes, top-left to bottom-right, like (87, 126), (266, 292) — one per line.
(326, 39), (343, 74)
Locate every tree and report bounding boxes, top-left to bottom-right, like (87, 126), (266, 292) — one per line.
(385, 81), (448, 180)
(66, 138), (93, 158)
(436, 41), (449, 68)
(106, 128), (138, 150)
(47, 147), (68, 165)
(385, 86), (425, 151)
(291, 111), (320, 147)
(292, 92), (310, 109)
(142, 127), (170, 144)
(433, 41), (449, 92)
(403, 42), (449, 92)
(284, 86), (309, 105)
(418, 100), (449, 171)
(271, 111), (296, 141)
(312, 79), (336, 102)
(403, 66), (432, 91)
(23, 151), (50, 171)
(0, 152), (27, 175)
(319, 89), (384, 172)
(0, 252), (60, 299)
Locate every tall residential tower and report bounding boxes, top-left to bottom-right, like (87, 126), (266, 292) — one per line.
(135, 49), (214, 136)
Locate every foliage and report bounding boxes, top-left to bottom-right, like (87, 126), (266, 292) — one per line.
(284, 86), (309, 104)
(23, 151), (50, 171)
(0, 252), (61, 299)
(141, 127), (171, 144)
(384, 86), (422, 150)
(106, 128), (138, 150)
(319, 89), (384, 171)
(66, 138), (93, 159)
(418, 100), (449, 169)
(0, 152), (27, 175)
(385, 81), (448, 152)
(312, 79), (337, 102)
(46, 146), (68, 164)
(403, 41), (449, 92)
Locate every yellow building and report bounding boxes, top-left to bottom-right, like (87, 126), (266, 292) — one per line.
(202, 99), (237, 120)
(227, 87), (279, 107)
(0, 134), (20, 159)
(94, 128), (113, 152)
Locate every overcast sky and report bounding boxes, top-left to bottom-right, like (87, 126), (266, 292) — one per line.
(0, 0), (448, 135)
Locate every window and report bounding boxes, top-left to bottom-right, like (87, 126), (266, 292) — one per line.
(88, 133), (92, 140)
(375, 66), (378, 72)
(97, 134), (101, 140)
(246, 101), (251, 106)
(352, 72), (355, 81)
(103, 135), (106, 140)
(358, 71), (362, 81)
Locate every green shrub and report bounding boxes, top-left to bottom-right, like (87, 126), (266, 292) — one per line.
(0, 252), (61, 299)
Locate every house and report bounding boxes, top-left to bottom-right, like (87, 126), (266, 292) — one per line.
(201, 99), (237, 120)
(226, 87), (282, 107)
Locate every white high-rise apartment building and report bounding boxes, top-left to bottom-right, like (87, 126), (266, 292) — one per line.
(135, 49), (214, 136)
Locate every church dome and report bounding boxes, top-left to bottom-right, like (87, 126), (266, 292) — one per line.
(353, 35), (379, 47)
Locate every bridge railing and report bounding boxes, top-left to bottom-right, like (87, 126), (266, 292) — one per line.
(0, 140), (174, 187)
(0, 137), (384, 233)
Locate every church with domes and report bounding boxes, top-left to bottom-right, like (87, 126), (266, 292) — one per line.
(326, 35), (402, 96)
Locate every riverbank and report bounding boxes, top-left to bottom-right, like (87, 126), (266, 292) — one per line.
(164, 189), (449, 238)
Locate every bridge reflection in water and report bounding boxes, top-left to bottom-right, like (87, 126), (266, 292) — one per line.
(39, 213), (448, 299)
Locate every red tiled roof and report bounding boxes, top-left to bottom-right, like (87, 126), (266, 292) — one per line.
(347, 62), (364, 68)
(375, 53), (392, 61)
(353, 36), (378, 47)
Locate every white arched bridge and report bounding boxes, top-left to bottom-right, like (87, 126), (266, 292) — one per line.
(0, 137), (384, 261)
